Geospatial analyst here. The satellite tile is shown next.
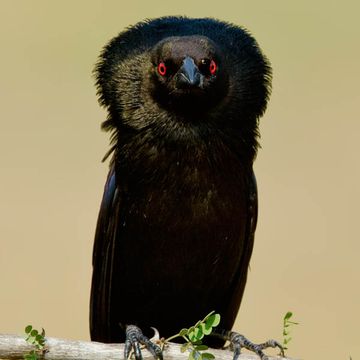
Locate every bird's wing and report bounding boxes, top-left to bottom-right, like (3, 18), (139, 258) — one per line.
(90, 164), (121, 342)
(245, 170), (258, 262)
(220, 169), (258, 329)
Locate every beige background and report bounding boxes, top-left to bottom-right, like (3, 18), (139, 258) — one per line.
(1, 1), (359, 359)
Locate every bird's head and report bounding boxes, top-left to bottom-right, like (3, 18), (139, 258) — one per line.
(149, 36), (228, 112)
(95, 17), (271, 137)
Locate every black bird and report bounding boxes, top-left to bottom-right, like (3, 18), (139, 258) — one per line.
(90, 16), (282, 359)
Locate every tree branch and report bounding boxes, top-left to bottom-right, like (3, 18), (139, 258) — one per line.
(0, 334), (288, 360)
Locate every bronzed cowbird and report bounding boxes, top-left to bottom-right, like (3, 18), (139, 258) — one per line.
(90, 16), (282, 359)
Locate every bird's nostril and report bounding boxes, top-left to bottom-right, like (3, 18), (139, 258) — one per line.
(176, 72), (201, 88)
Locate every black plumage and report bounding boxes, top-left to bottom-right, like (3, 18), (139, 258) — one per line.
(90, 16), (271, 345)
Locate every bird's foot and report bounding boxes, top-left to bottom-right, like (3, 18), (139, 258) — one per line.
(125, 325), (163, 360)
(226, 331), (284, 360)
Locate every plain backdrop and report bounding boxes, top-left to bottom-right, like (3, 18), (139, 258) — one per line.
(1, 1), (359, 359)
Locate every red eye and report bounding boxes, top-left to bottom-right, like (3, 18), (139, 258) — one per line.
(209, 60), (217, 75)
(158, 62), (167, 76)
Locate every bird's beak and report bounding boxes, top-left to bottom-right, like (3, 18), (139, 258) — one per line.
(176, 56), (202, 88)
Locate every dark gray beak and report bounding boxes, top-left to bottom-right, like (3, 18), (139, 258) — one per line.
(176, 56), (202, 88)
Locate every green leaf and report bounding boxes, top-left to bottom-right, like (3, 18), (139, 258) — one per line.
(195, 345), (208, 351)
(192, 340), (202, 345)
(205, 314), (221, 328)
(202, 353), (215, 360)
(284, 312), (293, 321)
(25, 325), (33, 334)
(30, 329), (38, 337)
(188, 325), (205, 342)
(24, 350), (38, 360)
(193, 326), (204, 340)
(35, 334), (45, 349)
(201, 323), (212, 335)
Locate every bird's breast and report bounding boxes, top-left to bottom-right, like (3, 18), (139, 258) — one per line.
(116, 137), (250, 274)
(114, 137), (252, 332)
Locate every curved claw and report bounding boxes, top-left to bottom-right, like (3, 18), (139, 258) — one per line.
(226, 331), (284, 360)
(125, 325), (163, 360)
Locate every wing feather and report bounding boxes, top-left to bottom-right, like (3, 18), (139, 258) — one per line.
(90, 165), (121, 342)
